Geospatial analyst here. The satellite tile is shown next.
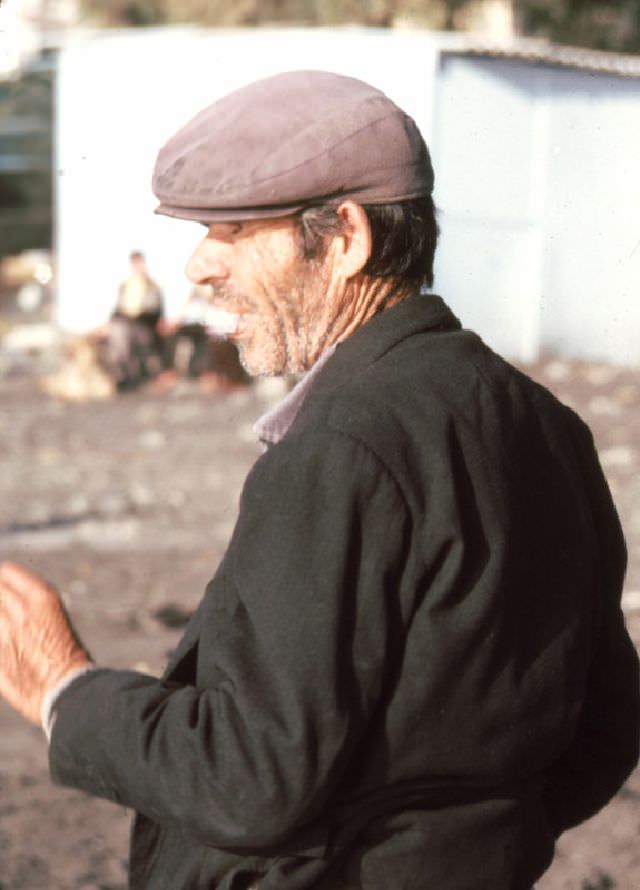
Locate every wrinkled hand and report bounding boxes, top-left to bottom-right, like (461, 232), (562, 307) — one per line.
(0, 562), (92, 725)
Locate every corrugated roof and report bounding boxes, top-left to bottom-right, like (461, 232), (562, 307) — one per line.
(440, 37), (640, 79)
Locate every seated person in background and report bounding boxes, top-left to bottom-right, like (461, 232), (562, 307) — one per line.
(155, 284), (250, 392)
(164, 284), (215, 380)
(106, 250), (164, 390)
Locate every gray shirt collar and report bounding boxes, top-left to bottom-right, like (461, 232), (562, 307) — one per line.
(253, 343), (338, 448)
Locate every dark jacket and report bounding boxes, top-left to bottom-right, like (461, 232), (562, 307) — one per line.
(50, 295), (640, 890)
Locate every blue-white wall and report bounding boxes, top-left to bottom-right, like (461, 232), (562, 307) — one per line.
(432, 55), (640, 364)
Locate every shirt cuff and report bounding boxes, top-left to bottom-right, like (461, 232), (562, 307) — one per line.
(41, 665), (97, 741)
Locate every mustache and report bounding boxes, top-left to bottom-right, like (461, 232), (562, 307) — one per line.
(207, 283), (243, 305)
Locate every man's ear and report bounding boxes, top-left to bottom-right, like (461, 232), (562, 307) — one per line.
(334, 201), (372, 279)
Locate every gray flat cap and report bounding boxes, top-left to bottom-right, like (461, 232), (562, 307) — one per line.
(153, 70), (434, 222)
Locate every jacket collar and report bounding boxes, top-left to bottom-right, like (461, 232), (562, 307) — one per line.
(305, 293), (460, 401)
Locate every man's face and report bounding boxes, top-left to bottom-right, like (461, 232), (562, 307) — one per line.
(130, 255), (147, 275)
(185, 217), (333, 376)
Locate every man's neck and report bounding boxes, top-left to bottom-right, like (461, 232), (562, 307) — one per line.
(303, 277), (417, 370)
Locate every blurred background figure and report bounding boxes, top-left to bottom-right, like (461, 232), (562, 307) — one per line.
(155, 284), (250, 393)
(105, 250), (164, 391)
(165, 284), (212, 380)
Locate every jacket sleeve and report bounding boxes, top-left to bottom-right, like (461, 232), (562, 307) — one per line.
(542, 425), (640, 835)
(48, 428), (410, 850)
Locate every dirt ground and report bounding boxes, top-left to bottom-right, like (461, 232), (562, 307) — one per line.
(0, 353), (638, 890)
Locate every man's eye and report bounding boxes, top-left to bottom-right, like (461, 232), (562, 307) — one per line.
(206, 223), (243, 240)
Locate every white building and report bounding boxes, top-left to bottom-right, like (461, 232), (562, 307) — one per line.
(54, 27), (640, 364)
(434, 42), (640, 363)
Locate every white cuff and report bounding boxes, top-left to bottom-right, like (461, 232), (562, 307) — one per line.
(41, 665), (97, 741)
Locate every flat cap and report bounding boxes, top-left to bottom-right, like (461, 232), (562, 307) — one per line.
(153, 69), (434, 222)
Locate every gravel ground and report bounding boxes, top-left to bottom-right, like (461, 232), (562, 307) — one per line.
(0, 354), (638, 890)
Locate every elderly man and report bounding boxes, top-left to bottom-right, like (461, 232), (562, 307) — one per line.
(0, 71), (638, 890)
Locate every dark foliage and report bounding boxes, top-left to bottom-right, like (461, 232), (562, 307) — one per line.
(76, 0), (640, 52)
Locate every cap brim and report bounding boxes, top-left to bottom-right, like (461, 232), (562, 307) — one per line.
(154, 202), (306, 223)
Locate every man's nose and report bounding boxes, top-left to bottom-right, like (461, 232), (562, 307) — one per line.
(185, 240), (230, 284)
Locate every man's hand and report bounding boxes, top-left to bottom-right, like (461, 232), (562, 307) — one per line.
(0, 562), (92, 725)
